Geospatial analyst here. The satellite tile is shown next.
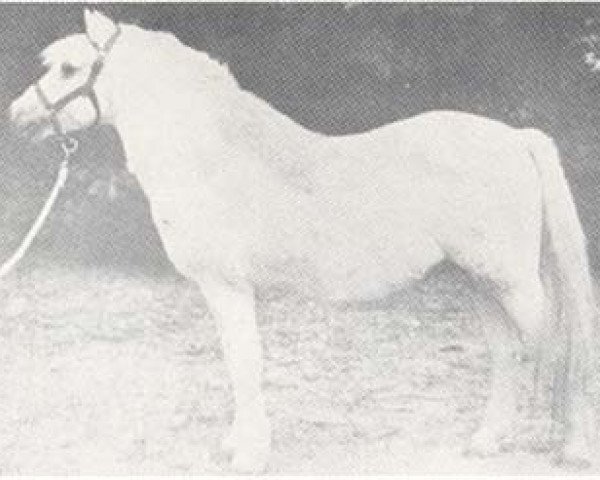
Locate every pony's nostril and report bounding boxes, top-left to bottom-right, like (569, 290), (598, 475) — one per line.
(6, 108), (16, 126)
(6, 100), (21, 122)
(8, 107), (23, 127)
(7, 101), (31, 128)
(6, 107), (35, 137)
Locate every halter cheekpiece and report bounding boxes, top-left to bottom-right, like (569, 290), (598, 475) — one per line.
(35, 24), (121, 139)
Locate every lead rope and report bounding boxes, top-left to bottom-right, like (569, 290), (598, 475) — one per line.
(0, 137), (78, 278)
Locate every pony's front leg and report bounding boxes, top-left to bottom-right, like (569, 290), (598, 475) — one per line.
(199, 272), (271, 473)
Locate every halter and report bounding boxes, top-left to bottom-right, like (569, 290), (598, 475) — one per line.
(34, 24), (121, 139)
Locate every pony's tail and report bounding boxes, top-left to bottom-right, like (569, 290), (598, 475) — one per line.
(525, 128), (597, 453)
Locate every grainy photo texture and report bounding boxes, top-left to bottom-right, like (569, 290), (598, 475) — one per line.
(1, 2), (600, 474)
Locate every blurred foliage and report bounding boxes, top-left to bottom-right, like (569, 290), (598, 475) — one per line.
(2, 4), (600, 274)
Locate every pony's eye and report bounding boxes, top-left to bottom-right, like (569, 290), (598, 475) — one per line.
(60, 62), (77, 78)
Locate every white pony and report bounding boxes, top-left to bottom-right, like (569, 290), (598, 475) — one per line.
(9, 10), (598, 472)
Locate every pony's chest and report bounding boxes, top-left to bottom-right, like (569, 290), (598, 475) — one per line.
(133, 161), (298, 270)
(149, 179), (260, 244)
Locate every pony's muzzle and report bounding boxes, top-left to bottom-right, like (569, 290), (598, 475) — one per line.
(8, 89), (52, 141)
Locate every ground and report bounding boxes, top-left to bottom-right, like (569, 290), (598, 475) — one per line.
(0, 263), (595, 474)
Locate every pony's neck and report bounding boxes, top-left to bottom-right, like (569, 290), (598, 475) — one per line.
(106, 25), (320, 184)
(103, 27), (236, 175)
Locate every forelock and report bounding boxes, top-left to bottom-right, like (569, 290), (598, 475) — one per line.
(40, 34), (97, 67)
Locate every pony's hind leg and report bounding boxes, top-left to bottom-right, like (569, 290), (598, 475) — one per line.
(468, 276), (545, 456)
(503, 275), (594, 465)
(468, 293), (522, 455)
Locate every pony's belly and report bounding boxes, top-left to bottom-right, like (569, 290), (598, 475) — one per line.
(250, 231), (444, 302)
(140, 166), (445, 302)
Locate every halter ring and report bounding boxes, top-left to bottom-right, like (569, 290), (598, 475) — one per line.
(61, 136), (79, 157)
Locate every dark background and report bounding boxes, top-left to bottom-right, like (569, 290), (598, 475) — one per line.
(1, 3), (600, 276)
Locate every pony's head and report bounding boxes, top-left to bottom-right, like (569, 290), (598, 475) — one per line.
(9, 10), (121, 141)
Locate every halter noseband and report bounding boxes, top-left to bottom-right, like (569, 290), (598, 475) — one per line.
(35, 25), (121, 139)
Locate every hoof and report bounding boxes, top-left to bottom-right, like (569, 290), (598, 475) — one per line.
(465, 443), (502, 458)
(231, 444), (270, 473)
(553, 439), (593, 470)
(552, 451), (591, 470)
(466, 438), (502, 458)
(221, 430), (236, 454)
(466, 423), (512, 458)
(222, 414), (271, 473)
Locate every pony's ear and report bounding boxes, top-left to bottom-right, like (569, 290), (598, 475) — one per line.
(84, 9), (117, 48)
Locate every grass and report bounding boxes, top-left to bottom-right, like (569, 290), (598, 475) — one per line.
(0, 264), (591, 473)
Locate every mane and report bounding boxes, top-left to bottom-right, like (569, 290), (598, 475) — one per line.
(123, 24), (321, 188)
(134, 26), (240, 90)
